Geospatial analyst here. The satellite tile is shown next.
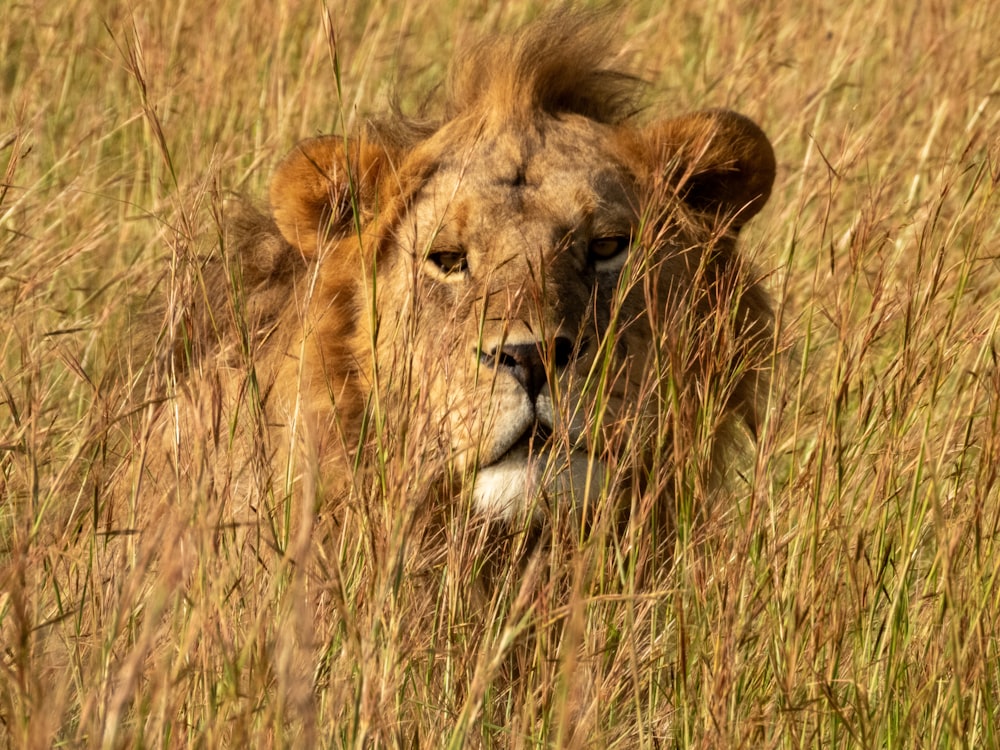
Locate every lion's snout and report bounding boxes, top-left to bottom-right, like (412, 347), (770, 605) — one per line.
(477, 333), (581, 403)
(467, 336), (600, 520)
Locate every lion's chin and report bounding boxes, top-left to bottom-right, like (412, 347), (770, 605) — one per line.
(470, 447), (605, 522)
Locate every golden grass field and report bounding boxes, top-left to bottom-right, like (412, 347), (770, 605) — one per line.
(2, 0), (999, 746)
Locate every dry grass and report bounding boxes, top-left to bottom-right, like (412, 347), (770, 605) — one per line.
(3, 0), (1000, 747)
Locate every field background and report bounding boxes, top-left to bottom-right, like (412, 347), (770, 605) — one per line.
(2, 0), (999, 747)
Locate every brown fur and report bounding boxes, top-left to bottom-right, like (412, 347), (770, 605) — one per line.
(154, 9), (776, 528)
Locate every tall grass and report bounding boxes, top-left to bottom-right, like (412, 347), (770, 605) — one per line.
(3, 0), (999, 747)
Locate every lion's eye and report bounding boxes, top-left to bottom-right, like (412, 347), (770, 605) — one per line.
(427, 250), (469, 276)
(588, 235), (631, 263)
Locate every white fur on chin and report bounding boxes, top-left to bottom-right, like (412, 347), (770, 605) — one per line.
(471, 448), (605, 522)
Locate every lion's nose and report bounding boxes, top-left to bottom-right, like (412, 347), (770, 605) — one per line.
(478, 336), (578, 402)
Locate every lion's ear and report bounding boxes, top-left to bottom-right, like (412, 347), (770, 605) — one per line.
(269, 135), (392, 257)
(638, 109), (775, 228)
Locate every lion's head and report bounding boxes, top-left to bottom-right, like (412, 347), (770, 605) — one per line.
(223, 13), (774, 523)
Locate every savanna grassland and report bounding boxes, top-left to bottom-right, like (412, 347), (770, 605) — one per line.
(2, 0), (999, 747)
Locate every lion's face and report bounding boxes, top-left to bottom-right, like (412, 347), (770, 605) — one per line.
(268, 104), (774, 521)
(374, 116), (645, 518)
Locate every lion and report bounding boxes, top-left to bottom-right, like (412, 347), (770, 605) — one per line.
(154, 11), (775, 534)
